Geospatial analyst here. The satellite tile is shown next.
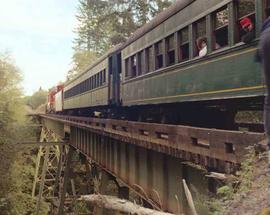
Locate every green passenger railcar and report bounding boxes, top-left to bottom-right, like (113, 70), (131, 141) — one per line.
(121, 0), (268, 107)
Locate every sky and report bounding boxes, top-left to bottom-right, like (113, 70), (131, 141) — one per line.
(0, 0), (78, 95)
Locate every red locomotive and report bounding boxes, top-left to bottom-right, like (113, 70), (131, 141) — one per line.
(46, 84), (64, 113)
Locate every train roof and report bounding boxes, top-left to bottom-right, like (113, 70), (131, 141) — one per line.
(122, 0), (194, 48)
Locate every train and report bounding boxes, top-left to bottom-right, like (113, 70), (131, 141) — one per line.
(47, 0), (269, 129)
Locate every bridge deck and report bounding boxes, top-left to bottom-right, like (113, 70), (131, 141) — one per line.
(40, 114), (264, 171)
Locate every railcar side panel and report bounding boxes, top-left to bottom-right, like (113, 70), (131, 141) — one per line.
(64, 86), (108, 109)
(122, 46), (264, 106)
(63, 58), (109, 110)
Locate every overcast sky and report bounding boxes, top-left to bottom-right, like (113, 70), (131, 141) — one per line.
(0, 0), (77, 95)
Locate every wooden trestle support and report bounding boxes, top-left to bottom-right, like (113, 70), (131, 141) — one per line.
(33, 126), (125, 215)
(32, 126), (75, 215)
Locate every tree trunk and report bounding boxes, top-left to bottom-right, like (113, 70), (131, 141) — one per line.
(78, 194), (180, 215)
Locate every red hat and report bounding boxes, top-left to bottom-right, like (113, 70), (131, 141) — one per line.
(240, 17), (252, 28)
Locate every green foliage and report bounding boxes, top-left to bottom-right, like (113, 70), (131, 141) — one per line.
(0, 54), (24, 141)
(24, 88), (48, 110)
(67, 50), (98, 80)
(217, 185), (233, 199)
(235, 111), (263, 123)
(0, 53), (49, 215)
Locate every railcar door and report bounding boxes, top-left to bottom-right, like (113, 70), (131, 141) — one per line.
(108, 52), (121, 105)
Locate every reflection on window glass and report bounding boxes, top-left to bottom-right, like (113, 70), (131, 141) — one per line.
(238, 0), (255, 18)
(215, 7), (229, 28)
(181, 27), (189, 43)
(137, 51), (142, 76)
(214, 7), (229, 49)
(266, 0), (270, 17)
(125, 58), (129, 79)
(195, 18), (206, 38)
(131, 55), (137, 77)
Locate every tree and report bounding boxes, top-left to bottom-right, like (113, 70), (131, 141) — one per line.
(67, 49), (98, 81)
(0, 53), (49, 215)
(24, 88), (48, 110)
(0, 54), (23, 137)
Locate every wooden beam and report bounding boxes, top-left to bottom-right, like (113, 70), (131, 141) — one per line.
(16, 141), (67, 147)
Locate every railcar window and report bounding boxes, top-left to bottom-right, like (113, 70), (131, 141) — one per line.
(96, 74), (98, 88)
(155, 40), (163, 70)
(137, 51), (142, 76)
(145, 46), (152, 73)
(213, 6), (229, 49)
(265, 0), (270, 18)
(237, 0), (255, 42)
(100, 71), (103, 85)
(90, 77), (92, 90)
(78, 83), (81, 94)
(87, 78), (90, 90)
(103, 69), (106, 83)
(96, 74), (99, 87)
(166, 34), (175, 66)
(82, 80), (85, 93)
(93, 75), (96, 89)
(99, 72), (102, 86)
(194, 18), (206, 56)
(125, 58), (129, 79)
(96, 73), (99, 87)
(178, 27), (189, 62)
(131, 55), (137, 77)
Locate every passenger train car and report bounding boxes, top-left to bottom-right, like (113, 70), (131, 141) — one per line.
(51, 0), (270, 128)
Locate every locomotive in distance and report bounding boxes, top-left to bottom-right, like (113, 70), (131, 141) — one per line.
(47, 0), (269, 128)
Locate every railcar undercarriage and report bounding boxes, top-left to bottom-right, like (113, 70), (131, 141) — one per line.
(62, 96), (264, 132)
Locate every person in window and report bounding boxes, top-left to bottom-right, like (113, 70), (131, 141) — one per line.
(259, 16), (270, 154)
(196, 37), (208, 57)
(240, 17), (255, 43)
(196, 37), (221, 57)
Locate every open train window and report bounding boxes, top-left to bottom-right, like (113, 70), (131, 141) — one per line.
(193, 18), (206, 56)
(265, 0), (270, 18)
(155, 40), (163, 70)
(91, 77), (93, 89)
(98, 72), (101, 86)
(130, 55), (137, 78)
(137, 51), (142, 76)
(145, 46), (153, 73)
(103, 69), (106, 83)
(93, 75), (96, 89)
(100, 71), (103, 86)
(213, 6), (229, 49)
(236, 0), (256, 42)
(96, 74), (99, 88)
(178, 27), (189, 62)
(125, 58), (129, 79)
(165, 34), (175, 66)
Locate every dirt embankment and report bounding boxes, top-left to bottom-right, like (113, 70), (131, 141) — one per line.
(224, 151), (270, 215)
